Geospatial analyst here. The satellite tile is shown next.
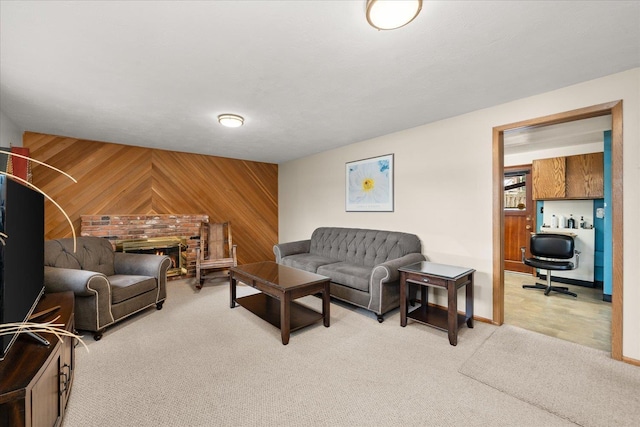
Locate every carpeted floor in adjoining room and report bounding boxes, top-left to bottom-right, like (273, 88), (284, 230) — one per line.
(62, 279), (639, 427)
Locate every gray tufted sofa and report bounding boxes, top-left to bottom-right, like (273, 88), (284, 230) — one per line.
(274, 227), (425, 322)
(43, 236), (171, 340)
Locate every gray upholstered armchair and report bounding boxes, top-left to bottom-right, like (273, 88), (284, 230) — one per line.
(43, 236), (171, 340)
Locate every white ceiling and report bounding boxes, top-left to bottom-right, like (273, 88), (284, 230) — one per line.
(503, 115), (612, 155)
(1, 1), (638, 164)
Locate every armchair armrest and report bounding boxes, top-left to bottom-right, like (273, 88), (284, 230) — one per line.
(273, 239), (311, 263)
(44, 265), (114, 331)
(114, 252), (171, 278)
(44, 265), (110, 296)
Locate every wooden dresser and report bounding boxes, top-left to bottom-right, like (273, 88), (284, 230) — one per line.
(0, 292), (75, 427)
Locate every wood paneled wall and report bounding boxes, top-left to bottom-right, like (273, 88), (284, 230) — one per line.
(24, 132), (278, 265)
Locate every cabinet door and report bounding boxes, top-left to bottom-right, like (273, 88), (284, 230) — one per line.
(30, 350), (62, 427)
(60, 334), (74, 409)
(566, 152), (604, 198)
(532, 157), (566, 199)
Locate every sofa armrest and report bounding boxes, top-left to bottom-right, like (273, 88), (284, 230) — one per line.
(273, 239), (311, 263)
(366, 252), (426, 315)
(44, 265), (110, 296)
(114, 252), (171, 279)
(371, 253), (427, 285)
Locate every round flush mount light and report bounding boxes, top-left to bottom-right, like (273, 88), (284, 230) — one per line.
(366, 0), (422, 31)
(217, 114), (244, 128)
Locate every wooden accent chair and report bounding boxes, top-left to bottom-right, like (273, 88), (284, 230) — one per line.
(195, 221), (237, 289)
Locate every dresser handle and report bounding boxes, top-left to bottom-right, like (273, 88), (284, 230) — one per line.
(422, 278), (430, 283)
(60, 363), (71, 395)
(60, 371), (68, 395)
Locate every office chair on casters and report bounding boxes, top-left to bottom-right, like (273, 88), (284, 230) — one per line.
(521, 233), (580, 298)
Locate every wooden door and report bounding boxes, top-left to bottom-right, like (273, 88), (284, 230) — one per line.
(504, 165), (534, 273)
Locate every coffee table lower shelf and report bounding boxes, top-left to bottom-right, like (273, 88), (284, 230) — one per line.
(236, 293), (324, 332)
(407, 304), (469, 332)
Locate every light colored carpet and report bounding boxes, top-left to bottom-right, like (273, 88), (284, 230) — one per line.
(459, 325), (640, 427)
(62, 279), (629, 427)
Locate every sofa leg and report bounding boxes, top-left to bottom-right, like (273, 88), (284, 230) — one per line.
(93, 330), (104, 341)
(156, 301), (164, 310)
(377, 314), (384, 323)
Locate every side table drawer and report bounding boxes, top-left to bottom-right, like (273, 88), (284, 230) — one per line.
(404, 272), (447, 288)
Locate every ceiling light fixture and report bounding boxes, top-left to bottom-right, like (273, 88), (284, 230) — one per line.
(366, 0), (422, 31)
(217, 114), (244, 128)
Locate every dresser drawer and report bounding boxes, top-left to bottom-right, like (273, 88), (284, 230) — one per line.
(403, 272), (447, 288)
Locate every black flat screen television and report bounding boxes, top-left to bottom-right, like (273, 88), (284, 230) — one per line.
(0, 177), (45, 360)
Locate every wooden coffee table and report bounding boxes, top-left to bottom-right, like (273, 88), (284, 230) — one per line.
(230, 261), (330, 345)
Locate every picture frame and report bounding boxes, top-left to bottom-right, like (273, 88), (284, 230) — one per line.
(345, 153), (394, 212)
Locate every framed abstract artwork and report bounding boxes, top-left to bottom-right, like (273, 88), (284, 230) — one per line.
(345, 153), (394, 212)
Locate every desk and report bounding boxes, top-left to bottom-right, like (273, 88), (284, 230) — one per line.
(399, 262), (475, 346)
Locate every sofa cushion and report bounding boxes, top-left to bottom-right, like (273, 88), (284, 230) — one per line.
(109, 275), (157, 304)
(75, 238), (116, 276)
(44, 240), (82, 270)
(317, 262), (371, 292)
(44, 236), (115, 276)
(310, 227), (422, 267)
(280, 253), (339, 273)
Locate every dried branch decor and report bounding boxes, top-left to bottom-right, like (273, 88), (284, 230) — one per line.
(0, 316), (88, 352)
(0, 150), (78, 251)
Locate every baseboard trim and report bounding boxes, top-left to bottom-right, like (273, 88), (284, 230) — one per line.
(622, 355), (640, 367)
(426, 301), (493, 325)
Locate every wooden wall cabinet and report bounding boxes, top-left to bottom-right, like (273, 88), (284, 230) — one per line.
(0, 292), (75, 427)
(532, 152), (603, 200)
(566, 152), (604, 198)
(532, 156), (566, 199)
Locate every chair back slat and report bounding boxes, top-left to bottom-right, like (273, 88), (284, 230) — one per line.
(204, 222), (232, 260)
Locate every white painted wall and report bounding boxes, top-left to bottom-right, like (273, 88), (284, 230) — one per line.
(0, 109), (23, 147)
(279, 68), (640, 360)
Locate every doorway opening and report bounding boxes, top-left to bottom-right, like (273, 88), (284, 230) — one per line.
(492, 100), (623, 360)
(503, 165), (533, 274)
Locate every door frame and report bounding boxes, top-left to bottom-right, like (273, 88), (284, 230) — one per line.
(503, 164), (534, 274)
(492, 100), (623, 360)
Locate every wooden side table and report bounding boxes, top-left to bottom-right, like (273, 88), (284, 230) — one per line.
(399, 261), (475, 346)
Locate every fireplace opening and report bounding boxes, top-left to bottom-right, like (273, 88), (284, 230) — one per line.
(115, 237), (187, 277)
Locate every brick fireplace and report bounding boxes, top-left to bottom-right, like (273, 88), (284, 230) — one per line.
(81, 214), (208, 278)
(115, 236), (187, 277)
